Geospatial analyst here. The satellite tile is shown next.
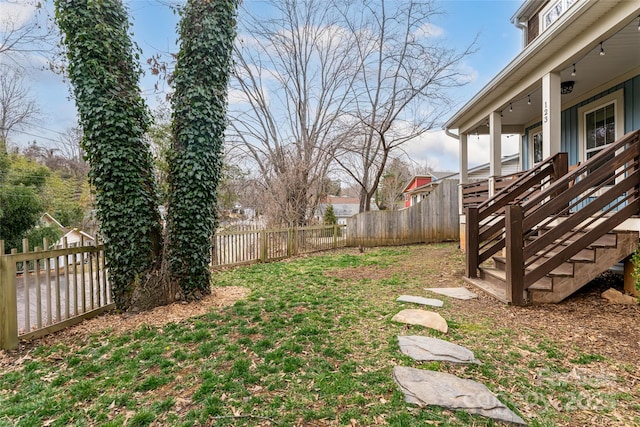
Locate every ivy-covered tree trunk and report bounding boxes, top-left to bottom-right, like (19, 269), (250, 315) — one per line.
(55, 0), (166, 310)
(166, 0), (238, 300)
(56, 0), (238, 309)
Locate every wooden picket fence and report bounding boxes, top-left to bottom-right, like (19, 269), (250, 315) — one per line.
(212, 224), (347, 267)
(0, 224), (346, 349)
(0, 238), (112, 350)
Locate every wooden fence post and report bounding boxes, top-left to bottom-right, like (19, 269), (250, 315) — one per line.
(0, 241), (18, 350)
(465, 206), (479, 278)
(505, 204), (525, 305)
(260, 230), (267, 263)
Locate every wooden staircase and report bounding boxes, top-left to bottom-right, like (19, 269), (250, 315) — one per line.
(464, 129), (640, 305)
(465, 229), (638, 303)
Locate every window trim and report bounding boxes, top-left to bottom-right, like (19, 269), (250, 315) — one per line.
(528, 125), (543, 168)
(539, 0), (579, 32)
(577, 90), (624, 165)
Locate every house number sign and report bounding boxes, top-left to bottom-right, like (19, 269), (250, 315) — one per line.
(544, 101), (548, 123)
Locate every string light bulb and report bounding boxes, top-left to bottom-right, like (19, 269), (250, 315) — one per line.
(600, 42), (605, 56)
(571, 64), (576, 77)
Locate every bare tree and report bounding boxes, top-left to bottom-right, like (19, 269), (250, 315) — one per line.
(228, 0), (356, 226)
(0, 1), (55, 68)
(0, 64), (40, 153)
(333, 0), (475, 212)
(377, 156), (412, 210)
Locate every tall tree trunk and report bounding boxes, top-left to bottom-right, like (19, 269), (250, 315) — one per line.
(166, 0), (238, 300)
(55, 0), (168, 310)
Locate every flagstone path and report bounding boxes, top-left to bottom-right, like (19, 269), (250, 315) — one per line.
(397, 335), (480, 364)
(392, 290), (527, 425)
(424, 287), (478, 300)
(392, 309), (448, 333)
(393, 366), (526, 425)
(396, 295), (443, 307)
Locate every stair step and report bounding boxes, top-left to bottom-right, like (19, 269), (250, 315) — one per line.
(536, 247), (595, 263)
(462, 276), (508, 303)
(527, 230), (617, 248)
(493, 256), (574, 277)
(480, 265), (553, 292)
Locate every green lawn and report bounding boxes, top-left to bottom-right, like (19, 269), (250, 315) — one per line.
(0, 243), (637, 426)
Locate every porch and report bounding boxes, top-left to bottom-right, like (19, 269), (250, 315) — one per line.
(463, 129), (640, 305)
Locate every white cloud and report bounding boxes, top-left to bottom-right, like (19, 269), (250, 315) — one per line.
(401, 130), (520, 173)
(414, 22), (444, 38)
(402, 129), (460, 172)
(0, 1), (38, 32)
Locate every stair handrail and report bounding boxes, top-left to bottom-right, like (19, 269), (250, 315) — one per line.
(505, 129), (640, 304)
(477, 152), (567, 218)
(465, 152), (568, 278)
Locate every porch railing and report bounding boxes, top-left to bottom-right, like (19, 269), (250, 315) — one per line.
(466, 129), (640, 304)
(461, 171), (526, 208)
(466, 152), (569, 277)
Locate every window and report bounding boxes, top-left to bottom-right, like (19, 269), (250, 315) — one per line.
(532, 131), (543, 165)
(585, 103), (615, 161)
(527, 126), (543, 168)
(578, 90), (624, 187)
(541, 0), (579, 31)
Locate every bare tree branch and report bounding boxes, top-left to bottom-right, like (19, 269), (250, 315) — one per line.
(229, 0), (356, 226)
(335, 0), (476, 212)
(0, 64), (41, 153)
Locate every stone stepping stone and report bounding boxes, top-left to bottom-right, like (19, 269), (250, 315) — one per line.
(396, 295), (444, 307)
(392, 309), (447, 333)
(393, 366), (526, 425)
(398, 335), (480, 364)
(425, 287), (477, 300)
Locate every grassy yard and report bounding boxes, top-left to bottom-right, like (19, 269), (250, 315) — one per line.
(0, 243), (638, 426)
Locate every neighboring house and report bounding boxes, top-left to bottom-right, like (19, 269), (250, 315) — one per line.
(317, 196), (371, 225)
(40, 213), (96, 248)
(403, 156), (520, 208)
(402, 175), (434, 208)
(402, 172), (458, 208)
(435, 154), (521, 183)
(443, 0), (640, 304)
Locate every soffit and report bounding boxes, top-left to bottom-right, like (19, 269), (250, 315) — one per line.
(446, 0), (640, 134)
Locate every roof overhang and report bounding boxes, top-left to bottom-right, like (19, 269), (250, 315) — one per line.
(445, 0), (640, 136)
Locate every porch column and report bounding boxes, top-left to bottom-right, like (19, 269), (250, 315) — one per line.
(542, 72), (561, 158)
(459, 133), (468, 185)
(458, 133), (469, 251)
(489, 111), (502, 196)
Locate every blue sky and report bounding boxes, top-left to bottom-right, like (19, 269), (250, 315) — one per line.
(1, 0), (524, 171)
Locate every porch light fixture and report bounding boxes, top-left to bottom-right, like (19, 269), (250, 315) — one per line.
(561, 81), (574, 94)
(600, 42), (605, 56)
(527, 94), (531, 105)
(571, 63), (576, 76)
(637, 15), (640, 31)
(509, 102), (513, 112)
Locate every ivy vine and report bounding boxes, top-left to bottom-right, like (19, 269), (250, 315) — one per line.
(166, 0), (238, 299)
(54, 0), (162, 309)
